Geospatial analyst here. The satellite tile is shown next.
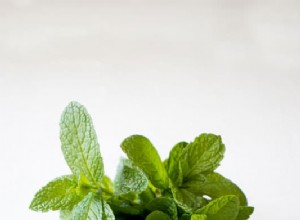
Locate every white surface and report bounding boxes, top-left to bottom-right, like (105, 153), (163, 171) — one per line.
(0, 0), (300, 219)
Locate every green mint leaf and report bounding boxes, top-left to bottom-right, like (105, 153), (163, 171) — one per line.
(179, 214), (191, 220)
(114, 214), (147, 220)
(166, 142), (187, 186)
(60, 210), (72, 220)
(70, 192), (114, 220)
(146, 211), (172, 220)
(60, 101), (104, 186)
(191, 214), (207, 220)
(108, 194), (145, 215)
(181, 172), (247, 206)
(121, 135), (169, 189)
(139, 186), (156, 204)
(180, 134), (225, 180)
(146, 197), (178, 220)
(195, 195), (240, 220)
(114, 158), (148, 194)
(172, 186), (208, 211)
(100, 175), (114, 200)
(102, 200), (115, 220)
(236, 206), (254, 220)
(30, 175), (82, 211)
(108, 186), (154, 216)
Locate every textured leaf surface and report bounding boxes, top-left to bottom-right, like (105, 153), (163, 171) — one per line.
(70, 192), (114, 220)
(121, 135), (169, 189)
(172, 186), (208, 211)
(146, 211), (172, 220)
(196, 195), (240, 220)
(114, 158), (148, 194)
(60, 210), (72, 220)
(60, 102), (104, 186)
(191, 214), (207, 220)
(236, 206), (254, 220)
(146, 197), (178, 220)
(166, 142), (187, 186)
(102, 200), (115, 220)
(181, 172), (247, 206)
(180, 134), (225, 180)
(30, 175), (82, 211)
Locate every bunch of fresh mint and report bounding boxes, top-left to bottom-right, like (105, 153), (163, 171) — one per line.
(30, 102), (254, 220)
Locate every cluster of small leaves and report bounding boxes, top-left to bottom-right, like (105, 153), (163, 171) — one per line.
(30, 102), (254, 220)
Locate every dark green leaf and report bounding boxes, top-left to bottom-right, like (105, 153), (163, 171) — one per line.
(139, 186), (156, 204)
(195, 195), (240, 220)
(236, 206), (254, 220)
(179, 214), (191, 220)
(108, 194), (145, 216)
(146, 211), (172, 220)
(146, 197), (178, 220)
(181, 172), (248, 206)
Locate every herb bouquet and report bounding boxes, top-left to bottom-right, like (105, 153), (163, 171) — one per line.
(30, 102), (254, 220)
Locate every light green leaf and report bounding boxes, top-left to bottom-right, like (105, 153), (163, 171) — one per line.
(236, 206), (254, 220)
(100, 176), (114, 193)
(172, 186), (208, 211)
(102, 200), (115, 220)
(60, 210), (72, 220)
(100, 175), (114, 200)
(166, 142), (187, 186)
(180, 134), (225, 180)
(181, 172), (248, 206)
(60, 101), (104, 186)
(114, 158), (148, 194)
(146, 197), (178, 220)
(195, 195), (240, 220)
(30, 175), (82, 211)
(70, 192), (114, 220)
(191, 214), (207, 220)
(146, 211), (172, 220)
(121, 135), (169, 189)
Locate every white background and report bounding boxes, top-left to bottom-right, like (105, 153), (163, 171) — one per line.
(1, 0), (300, 219)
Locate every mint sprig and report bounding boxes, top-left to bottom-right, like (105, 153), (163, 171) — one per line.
(30, 102), (113, 219)
(30, 101), (254, 220)
(60, 102), (104, 187)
